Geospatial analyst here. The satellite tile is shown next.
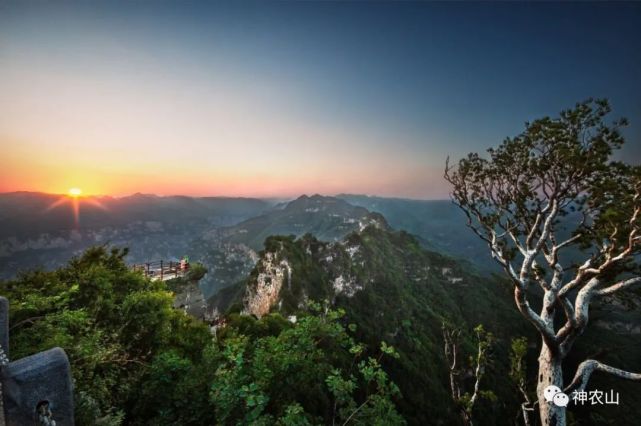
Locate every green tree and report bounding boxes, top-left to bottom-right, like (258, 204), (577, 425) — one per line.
(1, 246), (213, 424)
(445, 99), (641, 426)
(2, 249), (405, 425)
(210, 304), (405, 425)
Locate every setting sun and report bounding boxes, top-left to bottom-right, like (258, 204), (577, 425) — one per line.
(68, 188), (82, 197)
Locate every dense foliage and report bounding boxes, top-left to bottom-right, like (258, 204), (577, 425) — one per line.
(1, 247), (212, 424)
(211, 305), (404, 425)
(1, 247), (404, 425)
(216, 227), (533, 425)
(4, 219), (639, 425)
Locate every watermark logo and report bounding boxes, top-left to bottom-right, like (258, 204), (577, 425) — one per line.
(571, 389), (619, 405)
(544, 385), (568, 407)
(553, 392), (569, 407)
(543, 385), (620, 407)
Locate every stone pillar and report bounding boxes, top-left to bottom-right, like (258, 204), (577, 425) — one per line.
(0, 298), (8, 359)
(0, 297), (75, 425)
(1, 348), (74, 426)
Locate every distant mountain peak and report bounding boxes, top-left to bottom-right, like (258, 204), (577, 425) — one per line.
(220, 194), (389, 251)
(128, 192), (159, 198)
(287, 194), (346, 208)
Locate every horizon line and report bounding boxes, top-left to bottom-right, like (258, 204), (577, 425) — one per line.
(0, 190), (452, 203)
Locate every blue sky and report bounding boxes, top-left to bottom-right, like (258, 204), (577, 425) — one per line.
(1, 1), (640, 198)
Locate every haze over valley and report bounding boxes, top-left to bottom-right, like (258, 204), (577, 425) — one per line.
(2, 2), (641, 425)
(0, 191), (492, 296)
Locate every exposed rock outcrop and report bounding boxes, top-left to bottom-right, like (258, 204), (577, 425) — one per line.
(243, 252), (291, 318)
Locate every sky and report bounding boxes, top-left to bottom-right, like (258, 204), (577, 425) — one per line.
(1, 1), (640, 199)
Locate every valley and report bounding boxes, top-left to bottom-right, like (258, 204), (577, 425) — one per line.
(2, 190), (641, 425)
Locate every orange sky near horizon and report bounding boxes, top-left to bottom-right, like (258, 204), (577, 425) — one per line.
(0, 145), (447, 199)
(1, 128), (447, 199)
(0, 45), (450, 200)
(0, 2), (462, 200)
(0, 59), (449, 199)
(8, 2), (640, 200)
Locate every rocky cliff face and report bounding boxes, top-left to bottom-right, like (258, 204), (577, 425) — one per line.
(242, 251), (292, 318)
(195, 195), (388, 300)
(173, 280), (208, 319)
(239, 226), (381, 318)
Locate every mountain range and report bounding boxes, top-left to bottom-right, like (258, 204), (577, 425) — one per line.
(209, 215), (641, 425)
(0, 191), (272, 279)
(191, 195), (390, 298)
(2, 190), (641, 424)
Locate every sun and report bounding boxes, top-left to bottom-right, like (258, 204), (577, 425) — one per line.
(68, 187), (83, 198)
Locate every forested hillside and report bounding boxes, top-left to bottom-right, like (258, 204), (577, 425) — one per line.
(4, 230), (641, 424)
(214, 224), (536, 424)
(214, 223), (641, 425)
(1, 247), (404, 425)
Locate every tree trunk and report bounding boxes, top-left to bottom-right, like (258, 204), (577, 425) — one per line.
(460, 409), (473, 426)
(537, 344), (565, 426)
(520, 403), (531, 426)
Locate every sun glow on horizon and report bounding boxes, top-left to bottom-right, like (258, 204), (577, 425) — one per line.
(42, 188), (108, 228)
(68, 187), (83, 198)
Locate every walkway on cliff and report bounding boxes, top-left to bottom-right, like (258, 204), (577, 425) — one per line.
(131, 260), (189, 281)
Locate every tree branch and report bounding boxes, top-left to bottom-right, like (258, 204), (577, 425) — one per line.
(558, 277), (601, 356)
(443, 325), (462, 400)
(468, 328), (488, 408)
(565, 359), (641, 393)
(596, 277), (641, 297)
(9, 316), (45, 331)
(514, 286), (557, 348)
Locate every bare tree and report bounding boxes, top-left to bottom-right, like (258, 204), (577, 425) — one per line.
(445, 99), (641, 426)
(443, 324), (494, 426)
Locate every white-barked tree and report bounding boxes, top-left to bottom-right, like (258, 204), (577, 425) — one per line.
(445, 99), (641, 426)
